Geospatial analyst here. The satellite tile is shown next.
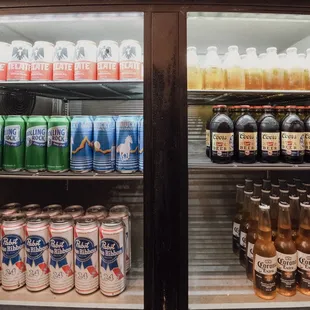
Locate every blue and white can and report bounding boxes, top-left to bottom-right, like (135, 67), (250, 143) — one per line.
(138, 117), (143, 172)
(70, 115), (93, 173)
(116, 115), (138, 173)
(93, 116), (115, 173)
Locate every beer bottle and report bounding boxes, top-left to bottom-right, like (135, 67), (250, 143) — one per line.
(239, 190), (253, 268)
(206, 106), (220, 158)
(287, 182), (297, 196)
(245, 178), (254, 192)
(253, 204), (277, 300)
(303, 182), (310, 195)
(293, 178), (303, 189)
(253, 182), (262, 198)
(279, 189), (289, 204)
(232, 106), (241, 124)
(271, 183), (280, 196)
(275, 106), (286, 126)
(262, 178), (271, 191)
(278, 179), (288, 190)
(289, 195), (300, 241)
(305, 113), (310, 162)
(246, 196), (260, 281)
(295, 202), (310, 295)
(270, 194), (280, 242)
(297, 188), (308, 204)
(261, 189), (271, 206)
(232, 184), (245, 255)
(274, 202), (297, 296)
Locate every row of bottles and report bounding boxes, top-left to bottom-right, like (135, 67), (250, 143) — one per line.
(233, 178), (310, 299)
(206, 105), (309, 164)
(188, 45), (310, 91)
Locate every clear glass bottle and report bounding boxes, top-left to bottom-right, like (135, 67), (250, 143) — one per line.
(270, 194), (279, 241)
(253, 182), (262, 198)
(244, 47), (263, 90)
(280, 189), (290, 203)
(299, 53), (307, 91)
(289, 195), (300, 241)
(187, 46), (203, 90)
(263, 47), (283, 90)
(279, 53), (287, 89)
(298, 188), (308, 204)
(285, 47), (304, 90)
(271, 183), (280, 196)
(261, 189), (271, 206)
(305, 48), (310, 90)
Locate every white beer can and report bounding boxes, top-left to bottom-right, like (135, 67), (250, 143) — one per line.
(42, 204), (62, 217)
(25, 214), (50, 291)
(119, 40), (142, 80)
(7, 40), (32, 81)
(74, 40), (97, 80)
(109, 205), (131, 273)
(64, 205), (84, 219)
(0, 42), (10, 81)
(53, 41), (75, 81)
(31, 41), (54, 81)
(2, 213), (26, 290)
(74, 215), (99, 294)
(49, 214), (74, 293)
(0, 202), (21, 215)
(86, 205), (108, 220)
(21, 204), (41, 217)
(99, 218), (126, 296)
(97, 40), (119, 80)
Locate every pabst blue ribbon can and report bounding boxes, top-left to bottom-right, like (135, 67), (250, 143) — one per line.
(42, 204), (63, 217)
(31, 41), (54, 81)
(97, 40), (119, 80)
(119, 40), (142, 80)
(21, 204), (41, 217)
(138, 117), (144, 172)
(2, 213), (26, 290)
(93, 116), (116, 173)
(64, 205), (84, 219)
(74, 215), (99, 294)
(0, 202), (21, 215)
(0, 42), (10, 81)
(99, 218), (126, 296)
(49, 214), (74, 294)
(86, 205), (108, 220)
(25, 214), (50, 291)
(74, 40), (97, 80)
(53, 41), (75, 81)
(116, 116), (138, 173)
(7, 40), (32, 81)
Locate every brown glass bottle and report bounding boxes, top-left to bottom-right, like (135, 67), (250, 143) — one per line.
(297, 106), (307, 121)
(271, 183), (280, 196)
(287, 182), (297, 196)
(280, 189), (290, 203)
(278, 179), (288, 190)
(206, 106), (220, 157)
(293, 178), (303, 189)
(275, 106), (286, 126)
(298, 188), (308, 204)
(289, 195), (300, 241)
(263, 178), (272, 191)
(253, 204), (277, 300)
(270, 194), (279, 242)
(245, 178), (254, 192)
(231, 105), (241, 123)
(261, 189), (271, 206)
(253, 182), (262, 198)
(274, 202), (297, 296)
(305, 114), (310, 162)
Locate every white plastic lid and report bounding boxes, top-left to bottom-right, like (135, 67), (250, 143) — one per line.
(246, 47), (256, 54)
(207, 46), (217, 52)
(266, 47), (277, 53)
(287, 47), (297, 53)
(228, 45), (238, 52)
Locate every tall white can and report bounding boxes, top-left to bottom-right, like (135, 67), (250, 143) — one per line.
(97, 40), (119, 80)
(0, 42), (10, 81)
(53, 41), (75, 81)
(75, 40), (97, 80)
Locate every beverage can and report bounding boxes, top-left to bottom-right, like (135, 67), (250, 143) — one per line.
(70, 115), (93, 173)
(138, 117), (143, 172)
(25, 214), (50, 291)
(74, 215), (99, 294)
(97, 40), (119, 80)
(74, 40), (97, 80)
(0, 202), (21, 215)
(64, 205), (84, 219)
(21, 204), (41, 217)
(49, 214), (74, 294)
(2, 213), (26, 290)
(47, 116), (70, 172)
(42, 204), (62, 217)
(25, 115), (47, 172)
(99, 218), (126, 296)
(31, 41), (54, 81)
(86, 205), (108, 220)
(0, 42), (10, 81)
(93, 116), (115, 173)
(53, 41), (75, 81)
(3, 115), (26, 171)
(0, 115), (4, 168)
(116, 116), (138, 173)
(7, 40), (32, 81)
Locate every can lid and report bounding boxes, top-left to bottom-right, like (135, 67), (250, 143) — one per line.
(27, 213), (50, 223)
(64, 205), (84, 213)
(55, 40), (75, 46)
(120, 39), (140, 45)
(99, 40), (118, 45)
(43, 204), (62, 211)
(77, 40), (96, 46)
(101, 218), (123, 226)
(51, 214), (73, 223)
(1, 202), (21, 211)
(21, 204), (40, 212)
(49, 115), (68, 118)
(11, 40), (32, 47)
(34, 41), (54, 47)
(76, 215), (97, 224)
(3, 213), (26, 221)
(279, 201), (290, 208)
(109, 205), (129, 214)
(87, 205), (106, 213)
(259, 204), (270, 210)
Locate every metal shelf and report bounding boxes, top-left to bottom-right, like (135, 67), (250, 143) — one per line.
(0, 81), (143, 101)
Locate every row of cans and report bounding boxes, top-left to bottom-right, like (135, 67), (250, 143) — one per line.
(0, 115), (143, 173)
(0, 203), (131, 296)
(0, 39), (143, 81)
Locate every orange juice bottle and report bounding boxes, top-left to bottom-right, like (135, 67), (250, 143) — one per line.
(263, 47), (283, 90)
(305, 48), (310, 90)
(187, 46), (203, 90)
(278, 53), (287, 90)
(259, 53), (267, 89)
(286, 47), (304, 90)
(244, 47), (263, 90)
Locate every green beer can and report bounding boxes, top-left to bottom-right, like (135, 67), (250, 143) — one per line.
(0, 115), (4, 169)
(25, 115), (47, 172)
(3, 115), (26, 171)
(47, 116), (70, 172)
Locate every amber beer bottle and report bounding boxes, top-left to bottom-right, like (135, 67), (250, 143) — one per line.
(206, 106), (220, 158)
(289, 195), (300, 241)
(270, 194), (280, 242)
(274, 202), (297, 296)
(296, 202), (310, 295)
(253, 204), (277, 300)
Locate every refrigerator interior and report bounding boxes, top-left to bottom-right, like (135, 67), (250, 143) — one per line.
(188, 12), (310, 309)
(0, 12), (144, 310)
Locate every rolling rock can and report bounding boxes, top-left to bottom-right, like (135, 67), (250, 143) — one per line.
(0, 115), (4, 167)
(116, 116), (138, 173)
(47, 116), (70, 172)
(74, 215), (99, 294)
(109, 205), (131, 273)
(93, 116), (115, 173)
(0, 202), (21, 215)
(53, 41), (75, 81)
(119, 40), (142, 80)
(70, 115), (93, 173)
(138, 117), (143, 172)
(31, 41), (54, 81)
(99, 218), (126, 296)
(25, 115), (47, 172)
(49, 215), (74, 294)
(21, 204), (41, 217)
(74, 40), (97, 80)
(97, 40), (119, 80)
(86, 205), (108, 220)
(7, 40), (32, 81)
(0, 42), (10, 81)
(25, 214), (50, 291)
(64, 205), (84, 219)
(42, 204), (62, 217)
(3, 115), (26, 171)
(2, 213), (26, 290)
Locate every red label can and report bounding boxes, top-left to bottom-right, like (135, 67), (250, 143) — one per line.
(97, 40), (119, 80)
(0, 42), (10, 81)
(53, 41), (75, 81)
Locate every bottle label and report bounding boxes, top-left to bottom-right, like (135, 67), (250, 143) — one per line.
(246, 242), (254, 276)
(26, 125), (47, 147)
(239, 231), (247, 261)
(206, 129), (210, 147)
(47, 126), (68, 148)
(238, 132), (257, 156)
(232, 222), (240, 251)
(261, 132), (280, 156)
(281, 132), (305, 156)
(305, 132), (310, 155)
(212, 132), (234, 157)
(254, 254), (277, 293)
(297, 250), (310, 289)
(276, 251), (297, 292)
(4, 125), (21, 147)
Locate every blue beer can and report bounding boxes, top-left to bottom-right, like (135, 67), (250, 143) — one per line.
(70, 115), (93, 172)
(93, 116), (116, 173)
(116, 115), (138, 173)
(138, 117), (144, 172)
